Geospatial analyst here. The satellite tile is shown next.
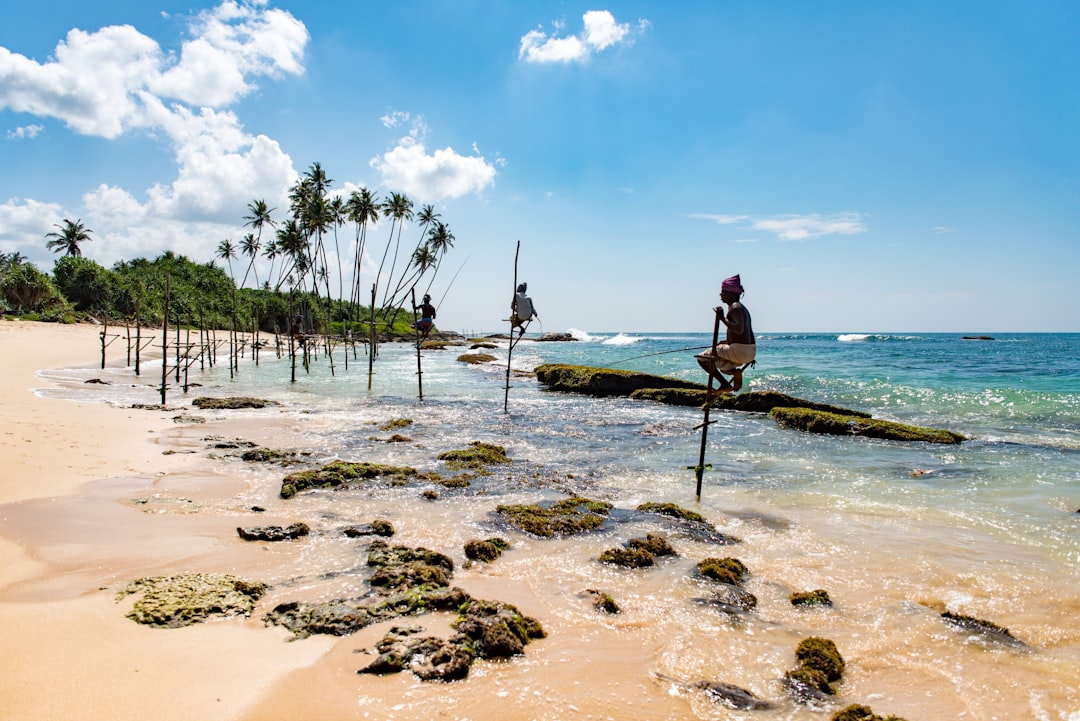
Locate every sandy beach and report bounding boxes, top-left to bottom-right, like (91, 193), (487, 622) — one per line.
(0, 321), (337, 721)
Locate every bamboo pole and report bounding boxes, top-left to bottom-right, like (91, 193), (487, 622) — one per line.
(504, 241), (520, 413)
(160, 271), (170, 405)
(693, 308), (724, 501)
(412, 287), (424, 400)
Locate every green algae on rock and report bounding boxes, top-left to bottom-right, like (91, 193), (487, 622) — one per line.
(379, 418), (413, 431)
(464, 537), (510, 562)
(599, 546), (655, 568)
(496, 496), (613, 537)
(191, 396), (281, 409)
(784, 636), (846, 702)
(770, 407), (966, 444)
(119, 573), (267, 628)
(637, 502), (707, 523)
(831, 703), (909, 721)
(236, 522), (310, 542)
(534, 363), (703, 397)
(241, 447), (310, 464)
(583, 589), (621, 614)
(279, 460), (433, 498)
(457, 352), (498, 364)
(632, 387), (871, 417)
(941, 610), (1023, 645)
(696, 557), (748, 586)
(437, 441), (511, 470)
(790, 589), (833, 607)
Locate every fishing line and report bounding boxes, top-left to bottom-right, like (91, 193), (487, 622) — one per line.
(605, 344), (713, 367)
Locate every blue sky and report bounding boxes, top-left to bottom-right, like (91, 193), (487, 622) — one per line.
(2, 1), (1078, 333)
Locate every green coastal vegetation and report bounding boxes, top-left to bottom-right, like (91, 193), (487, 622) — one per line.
(0, 162), (456, 341)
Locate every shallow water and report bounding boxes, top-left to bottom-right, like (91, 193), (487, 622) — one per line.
(14, 331), (1080, 719)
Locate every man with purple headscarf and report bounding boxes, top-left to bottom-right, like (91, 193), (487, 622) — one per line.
(695, 273), (756, 396)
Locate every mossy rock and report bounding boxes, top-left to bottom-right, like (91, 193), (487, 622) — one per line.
(496, 496), (613, 537)
(795, 636), (845, 683)
(584, 589), (621, 614)
(437, 441), (511, 470)
(453, 598), (546, 659)
(464, 537), (510, 562)
(637, 502), (706, 523)
(790, 589), (833, 607)
(770, 407), (965, 444)
(119, 573), (267, 628)
(241, 447), (309, 464)
(236, 522), (310, 542)
(280, 460), (428, 498)
(831, 704), (909, 721)
(599, 546), (655, 568)
(627, 533), (677, 557)
(379, 418), (413, 431)
(191, 396), (281, 409)
(343, 519), (395, 538)
(534, 363), (704, 397)
(784, 665), (835, 702)
(359, 626), (474, 681)
(631, 387), (871, 417)
(696, 557), (748, 586)
(457, 353), (498, 364)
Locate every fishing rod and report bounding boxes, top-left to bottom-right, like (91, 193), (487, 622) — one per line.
(606, 344), (713, 367)
(435, 256), (469, 312)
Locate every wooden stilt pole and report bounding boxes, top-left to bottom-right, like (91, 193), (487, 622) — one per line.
(412, 287), (424, 400)
(504, 240), (520, 413)
(693, 307), (724, 501)
(160, 271), (170, 405)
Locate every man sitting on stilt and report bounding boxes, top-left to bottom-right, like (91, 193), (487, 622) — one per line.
(695, 274), (756, 402)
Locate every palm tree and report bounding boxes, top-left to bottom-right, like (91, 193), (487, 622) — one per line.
(45, 218), (93, 257)
(423, 221), (456, 296)
(216, 239), (237, 284)
(241, 199), (275, 288)
(375, 192), (414, 308)
(346, 188), (380, 309)
(239, 233), (260, 288)
(387, 204), (438, 307)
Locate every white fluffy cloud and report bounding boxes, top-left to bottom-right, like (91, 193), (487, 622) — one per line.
(693, 212), (869, 241)
(371, 116), (496, 201)
(0, 1), (307, 266)
(519, 10), (646, 63)
(0, 198), (64, 256)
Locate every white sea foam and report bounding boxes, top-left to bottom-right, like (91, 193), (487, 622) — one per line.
(838, 333), (871, 342)
(566, 328), (596, 342)
(601, 333), (640, 346)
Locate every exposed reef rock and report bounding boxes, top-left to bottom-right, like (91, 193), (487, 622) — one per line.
(790, 589), (833, 607)
(279, 460), (438, 498)
(600, 533), (677, 568)
(534, 363), (964, 443)
(658, 674), (774, 711)
(437, 441), (511, 469)
(119, 573), (267, 628)
(633, 387), (870, 417)
(464, 537), (510, 562)
(236, 522), (310, 541)
(831, 704), (909, 721)
(770, 407), (965, 444)
(496, 496), (613, 537)
(534, 363), (704, 397)
(637, 502), (741, 544)
(191, 396), (281, 409)
(343, 519), (396, 538)
(536, 332), (577, 342)
(696, 557), (749, 586)
(583, 589), (621, 614)
(784, 636), (846, 703)
(457, 353), (498, 364)
(359, 625), (473, 681)
(241, 447), (310, 464)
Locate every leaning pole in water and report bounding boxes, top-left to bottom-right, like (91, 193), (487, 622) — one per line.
(503, 241), (521, 413)
(412, 287), (424, 400)
(692, 306), (723, 501)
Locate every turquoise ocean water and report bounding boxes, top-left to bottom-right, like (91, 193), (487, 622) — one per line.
(33, 329), (1080, 719)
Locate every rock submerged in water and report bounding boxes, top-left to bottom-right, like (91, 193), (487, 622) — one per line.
(236, 522), (310, 541)
(831, 703), (909, 721)
(783, 636), (846, 703)
(496, 496), (613, 537)
(191, 396), (281, 409)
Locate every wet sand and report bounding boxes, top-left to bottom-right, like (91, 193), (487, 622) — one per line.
(0, 321), (335, 721)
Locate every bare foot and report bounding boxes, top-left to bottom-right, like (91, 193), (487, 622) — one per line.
(731, 369), (743, 391)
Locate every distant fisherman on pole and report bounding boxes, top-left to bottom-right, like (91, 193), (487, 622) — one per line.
(510, 282), (537, 337)
(695, 274), (756, 400)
